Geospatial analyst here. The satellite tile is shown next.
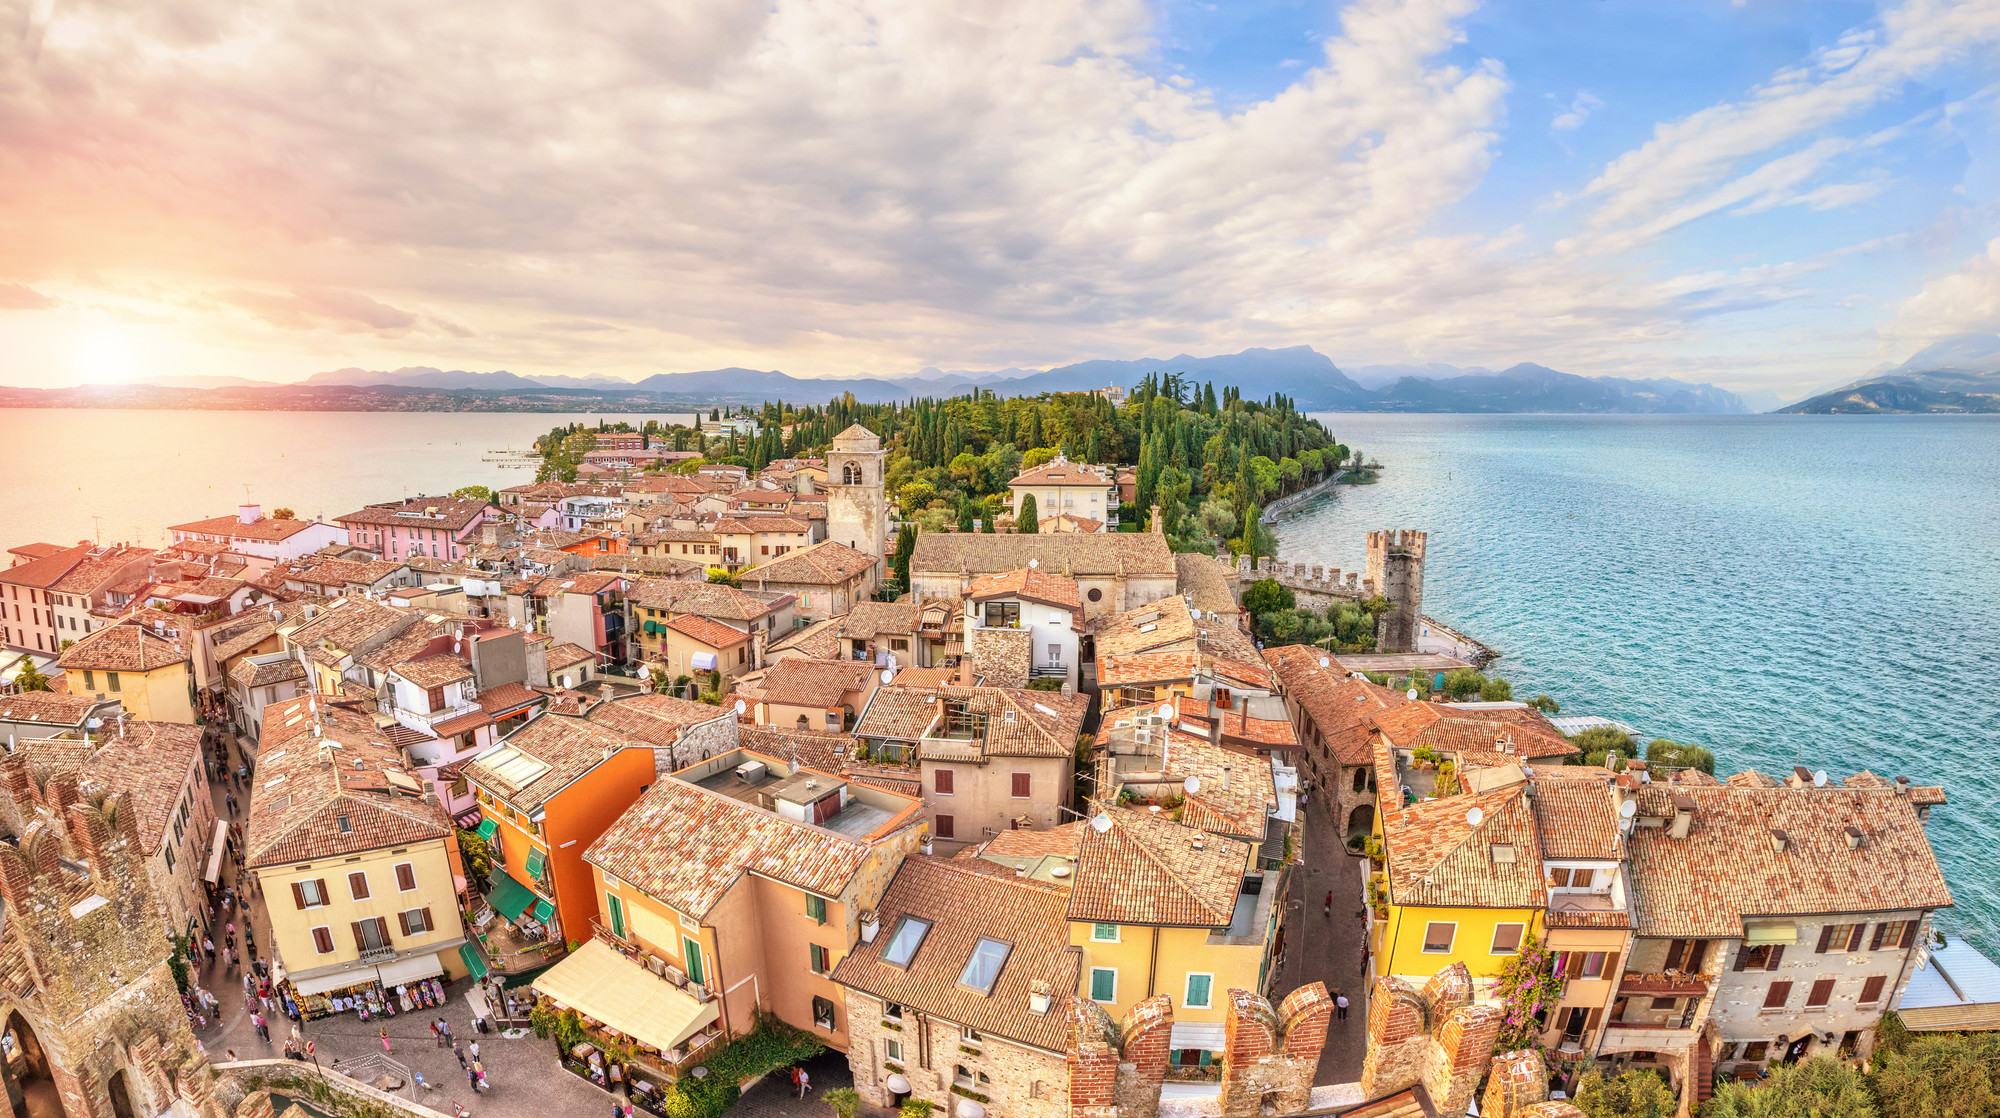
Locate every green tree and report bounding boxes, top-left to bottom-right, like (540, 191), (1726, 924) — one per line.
(449, 486), (497, 504)
(1645, 738), (1715, 774)
(899, 481), (937, 511)
(1021, 446), (1057, 470)
(823, 1088), (863, 1118)
(270, 506), (296, 520)
(13, 658), (51, 692)
(1442, 667), (1487, 700)
(455, 827), (493, 888)
(1242, 579), (1296, 616)
(1708, 1058), (1875, 1118)
(1870, 1030), (2000, 1118)
(956, 502), (976, 533)
(1528, 694), (1560, 713)
(706, 566), (741, 587)
(891, 524), (918, 592)
(1570, 725), (1637, 768)
(1018, 493), (1040, 533)
(1479, 677), (1513, 702)
(1571, 1069), (1673, 1118)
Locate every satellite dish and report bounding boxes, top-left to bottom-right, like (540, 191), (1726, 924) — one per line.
(1406, 688), (1419, 700)
(1812, 770), (1827, 787)
(1090, 812), (1112, 833)
(1619, 798), (1638, 819)
(734, 699), (747, 714)
(1184, 775), (1201, 795)
(1466, 807), (1485, 827)
(881, 669), (895, 685)
(1157, 703), (1175, 721)
(637, 663), (651, 678)
(1318, 657), (1330, 668)
(560, 675), (572, 689)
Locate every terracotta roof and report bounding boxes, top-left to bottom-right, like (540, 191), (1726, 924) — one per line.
(1007, 461), (1115, 488)
(832, 855), (1078, 1051)
(0, 691), (105, 726)
(631, 529), (718, 545)
(463, 712), (644, 814)
(1102, 723), (1273, 841)
(967, 568), (1083, 612)
(1068, 808), (1249, 927)
(836, 601), (923, 641)
(586, 762), (916, 918)
(756, 658), (876, 709)
(23, 720), (202, 855)
(1174, 553), (1239, 616)
(741, 541), (876, 588)
(737, 725), (851, 774)
(6, 542), (65, 562)
(1373, 703), (1579, 762)
(1097, 650), (1198, 688)
(584, 694), (729, 748)
(1382, 783), (1544, 909)
(654, 614), (750, 651)
(1090, 595), (1201, 657)
(911, 532), (1174, 579)
(393, 654), (473, 688)
(475, 682), (542, 715)
(285, 597), (413, 652)
(1045, 514), (1104, 533)
(1529, 778), (1623, 861)
(169, 513), (317, 541)
(245, 698), (453, 867)
(335, 496), (493, 531)
(627, 578), (788, 623)
(544, 642), (595, 670)
(854, 685), (1088, 759)
(0, 544), (89, 590)
(592, 555), (705, 578)
(229, 656), (305, 688)
(1727, 770), (1784, 789)
(49, 545), (154, 593)
(1625, 784), (1953, 938)
(852, 687), (938, 741)
(968, 824), (1083, 863)
(769, 618), (841, 660)
(56, 621), (190, 672)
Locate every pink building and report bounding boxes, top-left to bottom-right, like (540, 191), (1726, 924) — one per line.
(335, 495), (498, 563)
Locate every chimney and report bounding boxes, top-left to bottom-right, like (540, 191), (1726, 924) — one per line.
(1769, 827), (1790, 854)
(238, 504), (262, 525)
(1028, 980), (1051, 1016)
(1844, 825), (1865, 850)
(1150, 504), (1163, 534)
(1668, 794), (1695, 839)
(1894, 776), (1910, 796)
(1790, 765), (1812, 789)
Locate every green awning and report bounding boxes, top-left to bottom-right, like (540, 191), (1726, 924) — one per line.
(525, 847), (547, 878)
(487, 872), (535, 922)
(458, 942), (490, 981)
(475, 818), (497, 841)
(532, 899), (556, 924)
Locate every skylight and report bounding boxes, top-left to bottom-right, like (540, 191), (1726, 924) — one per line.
(958, 937), (1012, 995)
(882, 915), (932, 967)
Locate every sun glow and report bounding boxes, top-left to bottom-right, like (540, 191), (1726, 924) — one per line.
(73, 325), (142, 384)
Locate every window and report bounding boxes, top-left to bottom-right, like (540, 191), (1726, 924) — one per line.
(958, 937), (1012, 994)
(83, 671), (95, 690)
(812, 996), (836, 1030)
(1491, 924), (1525, 953)
(348, 871), (370, 900)
(353, 917), (390, 952)
(683, 937), (706, 985)
(882, 915), (932, 967)
(1092, 923), (1120, 943)
(935, 814), (955, 839)
(1737, 944), (1784, 971)
(1664, 938), (1710, 973)
(953, 1066), (975, 1090)
(1806, 978), (1835, 1008)
(1744, 1041), (1770, 1061)
(1577, 951), (1616, 979)
(1817, 923), (1866, 953)
(311, 926), (335, 954)
(810, 944), (831, 975)
(607, 894), (625, 938)
(883, 1002), (903, 1020)
(1422, 922), (1456, 954)
(934, 769), (954, 795)
(1859, 975), (1887, 1005)
(884, 1039), (903, 1065)
(1649, 997), (1679, 1011)
(1763, 981), (1793, 1010)
(1087, 588), (1103, 603)
(1011, 772), (1031, 799)
(962, 1025), (982, 1045)
(1185, 973), (1213, 1009)
(395, 862), (417, 892)
(293, 878), (328, 909)
(398, 908), (434, 935)
(807, 895), (827, 924)
(982, 602), (1020, 628)
(1090, 967), (1117, 1003)
(106, 672), (120, 692)
(336, 814), (352, 835)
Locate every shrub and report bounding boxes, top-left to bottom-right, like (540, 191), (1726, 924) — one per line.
(902, 1100), (938, 1118)
(1569, 725), (1636, 768)
(1870, 1031), (2000, 1118)
(1478, 677), (1512, 702)
(823, 1088), (863, 1118)
(1571, 1069), (1673, 1118)
(1441, 667), (1486, 699)
(1707, 1057), (1875, 1118)
(1242, 579), (1296, 615)
(1528, 694), (1560, 713)
(1645, 738), (1715, 775)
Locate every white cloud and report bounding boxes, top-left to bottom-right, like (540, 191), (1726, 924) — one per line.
(1888, 237), (2000, 341)
(1551, 90), (1602, 131)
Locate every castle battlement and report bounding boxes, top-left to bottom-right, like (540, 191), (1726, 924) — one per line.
(1232, 528), (1427, 653)
(1366, 528), (1427, 558)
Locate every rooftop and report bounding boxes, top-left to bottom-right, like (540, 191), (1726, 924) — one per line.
(911, 531), (1173, 579)
(1068, 807), (1250, 928)
(967, 567), (1083, 612)
(740, 540), (877, 588)
(336, 496), (494, 531)
(56, 621), (190, 673)
(245, 697), (453, 867)
(463, 712), (647, 815)
(1382, 783), (1545, 910)
(754, 657), (877, 709)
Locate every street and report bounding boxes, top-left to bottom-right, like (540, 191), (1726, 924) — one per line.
(1269, 791), (1370, 1085)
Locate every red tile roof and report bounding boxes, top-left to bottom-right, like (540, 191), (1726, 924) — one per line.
(336, 496), (493, 530)
(245, 698), (453, 867)
(168, 514), (317, 541)
(1067, 808), (1248, 928)
(967, 568), (1083, 612)
(56, 621), (190, 672)
(660, 614), (752, 649)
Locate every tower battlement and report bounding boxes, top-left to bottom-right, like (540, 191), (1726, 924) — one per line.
(1366, 529), (1427, 559)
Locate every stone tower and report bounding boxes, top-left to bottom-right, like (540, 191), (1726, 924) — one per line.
(1366, 529), (1426, 653)
(827, 423), (889, 566)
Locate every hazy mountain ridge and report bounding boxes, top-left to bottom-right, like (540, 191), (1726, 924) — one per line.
(1777, 335), (2000, 415)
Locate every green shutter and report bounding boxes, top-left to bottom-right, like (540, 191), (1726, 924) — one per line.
(475, 818), (497, 841)
(525, 847), (547, 879)
(458, 942), (490, 980)
(684, 938), (705, 985)
(1091, 968), (1116, 1002)
(807, 896), (827, 925)
(1186, 973), (1211, 1008)
(607, 895), (625, 939)
(532, 899), (555, 924)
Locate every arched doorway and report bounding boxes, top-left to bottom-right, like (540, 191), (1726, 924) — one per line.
(105, 1071), (134, 1118)
(1346, 804), (1374, 842)
(5, 1010), (65, 1118)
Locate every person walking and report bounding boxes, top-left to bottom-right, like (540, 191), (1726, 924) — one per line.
(789, 1068), (799, 1096)
(1335, 992), (1349, 1021)
(467, 1066), (483, 1095)
(468, 1039), (479, 1062)
(380, 1027), (392, 1054)
(797, 1067), (810, 1099)
(454, 1040), (468, 1069)
(429, 1020), (441, 1046)
(203, 937), (216, 964)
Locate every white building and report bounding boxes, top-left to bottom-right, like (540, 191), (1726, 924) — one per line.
(168, 504), (350, 571)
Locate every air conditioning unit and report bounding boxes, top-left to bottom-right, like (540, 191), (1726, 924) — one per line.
(735, 760), (768, 782)
(1133, 728), (1152, 745)
(644, 956), (667, 977)
(665, 965), (687, 987)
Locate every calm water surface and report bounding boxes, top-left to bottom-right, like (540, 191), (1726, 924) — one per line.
(1288, 413), (2000, 953)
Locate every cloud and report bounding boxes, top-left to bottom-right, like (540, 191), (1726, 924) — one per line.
(0, 284), (57, 310)
(1551, 90), (1602, 131)
(221, 288), (420, 333)
(1888, 237), (2000, 341)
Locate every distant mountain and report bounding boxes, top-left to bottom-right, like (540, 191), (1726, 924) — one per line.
(1366, 363), (1752, 414)
(1776, 335), (2000, 414)
(1344, 362), (1495, 389)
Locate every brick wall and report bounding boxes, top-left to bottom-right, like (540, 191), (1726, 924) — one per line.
(1357, 964), (1503, 1118)
(966, 627), (1032, 689)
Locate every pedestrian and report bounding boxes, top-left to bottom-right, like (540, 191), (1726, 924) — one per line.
(613, 1105), (624, 1118)
(254, 1013), (270, 1043)
(203, 937), (216, 964)
(1324, 890), (1333, 917)
(789, 1068), (799, 1096)
(225, 1049), (236, 1064)
(467, 1066), (482, 1095)
(454, 1041), (467, 1069)
(380, 1027), (392, 1054)
(1335, 992), (1349, 1021)
(798, 1068), (809, 1099)
(468, 1039), (479, 1062)
(429, 1020), (441, 1046)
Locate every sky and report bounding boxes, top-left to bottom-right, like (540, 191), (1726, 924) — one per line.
(1, 0), (1996, 399)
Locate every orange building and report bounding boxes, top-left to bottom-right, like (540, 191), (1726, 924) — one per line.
(463, 710), (658, 953)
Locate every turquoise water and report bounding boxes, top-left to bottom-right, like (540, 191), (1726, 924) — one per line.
(1287, 414), (2000, 953)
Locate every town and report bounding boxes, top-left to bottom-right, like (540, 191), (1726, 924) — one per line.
(0, 392), (1983, 1118)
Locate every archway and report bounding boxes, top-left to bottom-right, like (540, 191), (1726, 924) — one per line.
(1346, 804), (1374, 841)
(5, 1010), (64, 1118)
(105, 1071), (134, 1118)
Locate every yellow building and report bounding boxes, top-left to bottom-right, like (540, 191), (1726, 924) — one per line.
(56, 619), (196, 723)
(246, 696), (474, 1011)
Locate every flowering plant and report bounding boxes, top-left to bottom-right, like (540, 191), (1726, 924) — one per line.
(1488, 930), (1565, 1054)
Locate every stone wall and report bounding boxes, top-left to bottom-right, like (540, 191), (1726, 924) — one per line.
(966, 627), (1032, 689)
(1062, 984), (1331, 1118)
(1479, 1050), (1585, 1118)
(1215, 985), (1332, 1117)
(664, 714), (741, 773)
(842, 989), (1068, 1118)
(1357, 964), (1501, 1118)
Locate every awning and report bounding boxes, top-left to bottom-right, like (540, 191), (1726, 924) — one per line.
(525, 847), (547, 879)
(488, 873), (536, 922)
(476, 818), (498, 841)
(378, 952), (446, 987)
(531, 939), (719, 1051)
(291, 969), (378, 997)
(459, 942), (491, 981)
(690, 652), (717, 671)
(202, 819), (231, 884)
(1169, 1022), (1227, 1051)
(532, 900), (556, 924)
(1745, 922), (1799, 946)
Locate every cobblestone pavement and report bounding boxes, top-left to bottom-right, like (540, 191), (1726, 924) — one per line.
(1268, 793), (1369, 1085)
(730, 1052), (856, 1118)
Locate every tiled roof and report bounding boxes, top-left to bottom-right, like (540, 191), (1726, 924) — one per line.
(1067, 808), (1248, 928)
(713, 517), (813, 537)
(25, 720), (202, 855)
(50, 545), (155, 593)
(831, 855), (1078, 1052)
(544, 642), (595, 669)
(628, 578), (787, 623)
(476, 682), (543, 715)
(1097, 650), (1198, 688)
(1045, 514), (1103, 533)
(335, 496), (493, 530)
(967, 568), (1083, 612)
(0, 691), (104, 726)
(393, 654), (473, 688)
(911, 532), (1174, 579)
(769, 618), (841, 660)
(852, 687), (939, 741)
(1110, 725), (1273, 841)
(1626, 784), (1953, 938)
(169, 513), (317, 541)
(245, 698), (453, 867)
(854, 685), (1087, 759)
(1529, 778), (1623, 861)
(756, 658), (876, 709)
(836, 601), (923, 641)
(969, 824), (1083, 863)
(1382, 784), (1545, 909)
(56, 621), (189, 672)
(1727, 770), (1784, 789)
(1174, 553), (1239, 616)
(584, 694), (729, 748)
(1007, 461), (1115, 487)
(463, 712), (643, 814)
(592, 555), (706, 578)
(1372, 703), (1579, 762)
(229, 656), (305, 688)
(737, 726), (850, 773)
(1090, 595), (1200, 657)
(741, 541), (876, 588)
(631, 529), (718, 545)
(586, 763), (912, 918)
(0, 544), (90, 589)
(285, 597), (413, 652)
(661, 613), (752, 649)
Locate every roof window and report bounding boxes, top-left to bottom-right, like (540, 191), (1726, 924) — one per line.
(882, 915), (932, 967)
(958, 937), (1013, 995)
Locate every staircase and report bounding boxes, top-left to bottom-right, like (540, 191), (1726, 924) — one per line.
(1696, 1036), (1716, 1105)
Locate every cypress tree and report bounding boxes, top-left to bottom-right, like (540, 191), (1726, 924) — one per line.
(1018, 494), (1040, 534)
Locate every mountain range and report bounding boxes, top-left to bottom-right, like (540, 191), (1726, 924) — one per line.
(1777, 335), (2000, 414)
(165, 346), (1752, 413)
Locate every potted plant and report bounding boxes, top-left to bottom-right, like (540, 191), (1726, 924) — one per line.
(824, 1088), (862, 1118)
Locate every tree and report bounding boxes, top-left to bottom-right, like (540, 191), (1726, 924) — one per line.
(1645, 738), (1715, 774)
(455, 827), (493, 889)
(1242, 579), (1296, 615)
(1870, 1030), (2000, 1118)
(1479, 677), (1513, 702)
(1442, 667), (1487, 700)
(706, 567), (740, 587)
(1571, 1069), (1674, 1118)
(822, 1088), (863, 1118)
(450, 486), (497, 503)
(1707, 1058), (1875, 1118)
(891, 525), (918, 592)
(1021, 446), (1057, 470)
(1528, 694), (1560, 713)
(1018, 493), (1040, 533)
(899, 481), (937, 511)
(1570, 725), (1636, 768)
(956, 501), (976, 533)
(270, 506), (296, 520)
(13, 658), (51, 692)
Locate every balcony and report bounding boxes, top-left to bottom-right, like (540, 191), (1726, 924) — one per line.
(920, 736), (986, 764)
(1030, 662), (1069, 679)
(1619, 972), (1712, 997)
(1600, 1021), (1699, 1053)
(358, 944), (397, 965)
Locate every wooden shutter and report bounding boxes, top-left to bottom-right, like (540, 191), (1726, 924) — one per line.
(1767, 946), (1785, 970)
(312, 927), (335, 954)
(426, 685), (445, 711)
(936, 814), (955, 839)
(1763, 981), (1792, 1009)
(1012, 772), (1031, 798)
(376, 917), (392, 943)
(351, 921), (367, 950)
(1806, 978), (1835, 1008)
(1898, 920), (1918, 949)
(1870, 922), (1889, 950)
(1860, 975), (1887, 1004)
(349, 871), (369, 900)
(1665, 940), (1686, 971)
(292, 882), (308, 910)
(1848, 924), (1866, 951)
(396, 863), (417, 891)
(1690, 940), (1709, 972)
(397, 911), (412, 936)
(1733, 946), (1750, 972)
(422, 906), (433, 934)
(1815, 924), (1836, 953)
(935, 769), (954, 794)
(1602, 951), (1620, 979)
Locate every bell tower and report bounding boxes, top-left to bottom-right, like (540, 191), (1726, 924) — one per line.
(827, 423), (888, 566)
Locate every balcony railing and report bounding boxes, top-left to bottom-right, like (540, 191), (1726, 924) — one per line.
(1031, 662), (1069, 678)
(358, 945), (397, 964)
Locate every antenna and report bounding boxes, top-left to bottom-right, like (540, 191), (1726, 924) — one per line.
(1466, 807), (1484, 827)
(1319, 656), (1330, 668)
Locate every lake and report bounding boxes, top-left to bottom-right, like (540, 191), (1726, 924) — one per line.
(1287, 413), (2000, 952)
